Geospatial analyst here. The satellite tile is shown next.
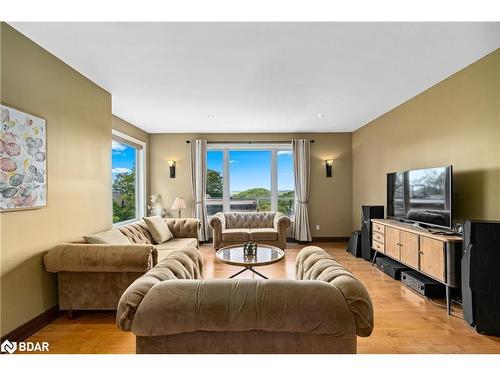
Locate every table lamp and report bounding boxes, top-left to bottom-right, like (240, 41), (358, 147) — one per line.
(171, 197), (186, 218)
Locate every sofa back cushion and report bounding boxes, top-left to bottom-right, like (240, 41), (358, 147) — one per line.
(224, 212), (276, 229)
(118, 222), (154, 244)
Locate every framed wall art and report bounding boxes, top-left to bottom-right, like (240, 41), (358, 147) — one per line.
(1, 104), (47, 211)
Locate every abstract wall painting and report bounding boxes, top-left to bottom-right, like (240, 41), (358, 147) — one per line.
(1, 104), (47, 211)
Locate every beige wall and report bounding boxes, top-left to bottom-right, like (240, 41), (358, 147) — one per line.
(112, 115), (150, 197)
(0, 24), (113, 336)
(150, 133), (353, 238)
(352, 49), (500, 229)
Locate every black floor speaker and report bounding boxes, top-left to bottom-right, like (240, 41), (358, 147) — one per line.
(347, 230), (362, 257)
(462, 220), (500, 336)
(361, 205), (384, 261)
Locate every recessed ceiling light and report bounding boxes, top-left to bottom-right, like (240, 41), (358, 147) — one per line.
(208, 114), (216, 118)
(317, 114), (324, 118)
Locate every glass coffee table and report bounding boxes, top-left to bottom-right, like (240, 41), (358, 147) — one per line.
(215, 244), (285, 279)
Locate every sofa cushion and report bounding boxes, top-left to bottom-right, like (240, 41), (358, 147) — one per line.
(250, 228), (278, 241)
(84, 229), (131, 244)
(143, 216), (173, 244)
(156, 238), (199, 260)
(222, 228), (250, 242)
(155, 238), (198, 252)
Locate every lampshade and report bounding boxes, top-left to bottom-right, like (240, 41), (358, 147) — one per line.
(171, 197), (187, 210)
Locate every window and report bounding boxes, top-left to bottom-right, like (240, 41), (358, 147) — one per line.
(206, 144), (294, 217)
(230, 150), (271, 211)
(112, 130), (146, 225)
(206, 150), (224, 216)
(277, 150), (295, 217)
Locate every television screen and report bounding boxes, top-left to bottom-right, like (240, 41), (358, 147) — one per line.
(387, 166), (452, 229)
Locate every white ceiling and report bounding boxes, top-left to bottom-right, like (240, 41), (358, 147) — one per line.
(10, 22), (499, 133)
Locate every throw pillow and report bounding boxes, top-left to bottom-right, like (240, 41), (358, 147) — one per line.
(84, 229), (131, 244)
(143, 215), (173, 244)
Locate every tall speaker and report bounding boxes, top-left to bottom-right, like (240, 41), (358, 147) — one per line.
(361, 205), (384, 261)
(462, 220), (500, 336)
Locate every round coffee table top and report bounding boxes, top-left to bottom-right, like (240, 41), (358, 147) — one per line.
(215, 244), (285, 267)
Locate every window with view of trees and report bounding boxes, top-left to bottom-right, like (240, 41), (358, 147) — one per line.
(112, 132), (145, 225)
(206, 144), (294, 217)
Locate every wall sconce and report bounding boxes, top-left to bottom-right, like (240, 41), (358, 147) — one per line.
(168, 160), (176, 178)
(325, 159), (333, 178)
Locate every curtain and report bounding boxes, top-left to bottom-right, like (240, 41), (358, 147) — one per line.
(292, 139), (312, 241)
(190, 139), (210, 241)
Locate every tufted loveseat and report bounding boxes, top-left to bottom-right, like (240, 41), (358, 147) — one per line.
(117, 246), (374, 354)
(43, 218), (199, 314)
(209, 212), (291, 250)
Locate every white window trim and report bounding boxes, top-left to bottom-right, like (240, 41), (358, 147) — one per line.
(207, 143), (293, 214)
(112, 129), (147, 227)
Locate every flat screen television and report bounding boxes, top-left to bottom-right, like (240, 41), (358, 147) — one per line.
(387, 165), (452, 229)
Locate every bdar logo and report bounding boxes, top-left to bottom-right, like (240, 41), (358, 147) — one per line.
(1, 340), (17, 354)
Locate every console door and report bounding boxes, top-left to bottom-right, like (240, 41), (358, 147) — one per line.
(419, 237), (445, 282)
(400, 230), (419, 268)
(385, 227), (401, 260)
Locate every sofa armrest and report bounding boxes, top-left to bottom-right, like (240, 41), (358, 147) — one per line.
(116, 247), (203, 331)
(296, 246), (374, 337)
(274, 212), (291, 234)
(165, 218), (200, 239)
(208, 212), (225, 231)
(43, 243), (158, 273)
(128, 278), (356, 338)
(208, 213), (225, 248)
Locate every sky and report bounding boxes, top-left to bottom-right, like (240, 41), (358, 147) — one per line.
(112, 140), (136, 180)
(207, 150), (294, 192)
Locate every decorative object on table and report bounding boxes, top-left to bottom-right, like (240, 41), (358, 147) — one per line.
(1, 104), (47, 211)
(168, 160), (176, 178)
(148, 193), (165, 217)
(171, 197), (186, 218)
(243, 241), (258, 256)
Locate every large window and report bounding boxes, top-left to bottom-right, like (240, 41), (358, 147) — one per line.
(206, 144), (294, 217)
(112, 130), (146, 225)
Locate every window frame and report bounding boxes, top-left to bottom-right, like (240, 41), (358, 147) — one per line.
(112, 129), (147, 227)
(206, 143), (293, 215)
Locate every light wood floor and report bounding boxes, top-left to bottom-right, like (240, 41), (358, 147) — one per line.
(26, 242), (500, 354)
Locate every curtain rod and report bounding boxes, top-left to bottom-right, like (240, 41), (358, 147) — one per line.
(185, 140), (314, 144)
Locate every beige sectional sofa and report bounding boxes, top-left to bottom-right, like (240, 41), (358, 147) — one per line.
(209, 212), (291, 249)
(117, 246), (374, 354)
(43, 218), (199, 313)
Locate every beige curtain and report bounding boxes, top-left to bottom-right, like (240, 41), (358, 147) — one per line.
(190, 139), (210, 241)
(293, 139), (312, 241)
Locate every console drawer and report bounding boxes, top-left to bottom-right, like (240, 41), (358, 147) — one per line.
(372, 240), (385, 252)
(373, 231), (385, 243)
(373, 222), (385, 234)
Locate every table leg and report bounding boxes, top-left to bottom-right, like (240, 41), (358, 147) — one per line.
(248, 267), (268, 279)
(228, 268), (249, 278)
(370, 250), (378, 266)
(229, 266), (269, 279)
(446, 285), (451, 315)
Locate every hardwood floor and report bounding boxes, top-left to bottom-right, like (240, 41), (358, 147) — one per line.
(25, 242), (500, 354)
